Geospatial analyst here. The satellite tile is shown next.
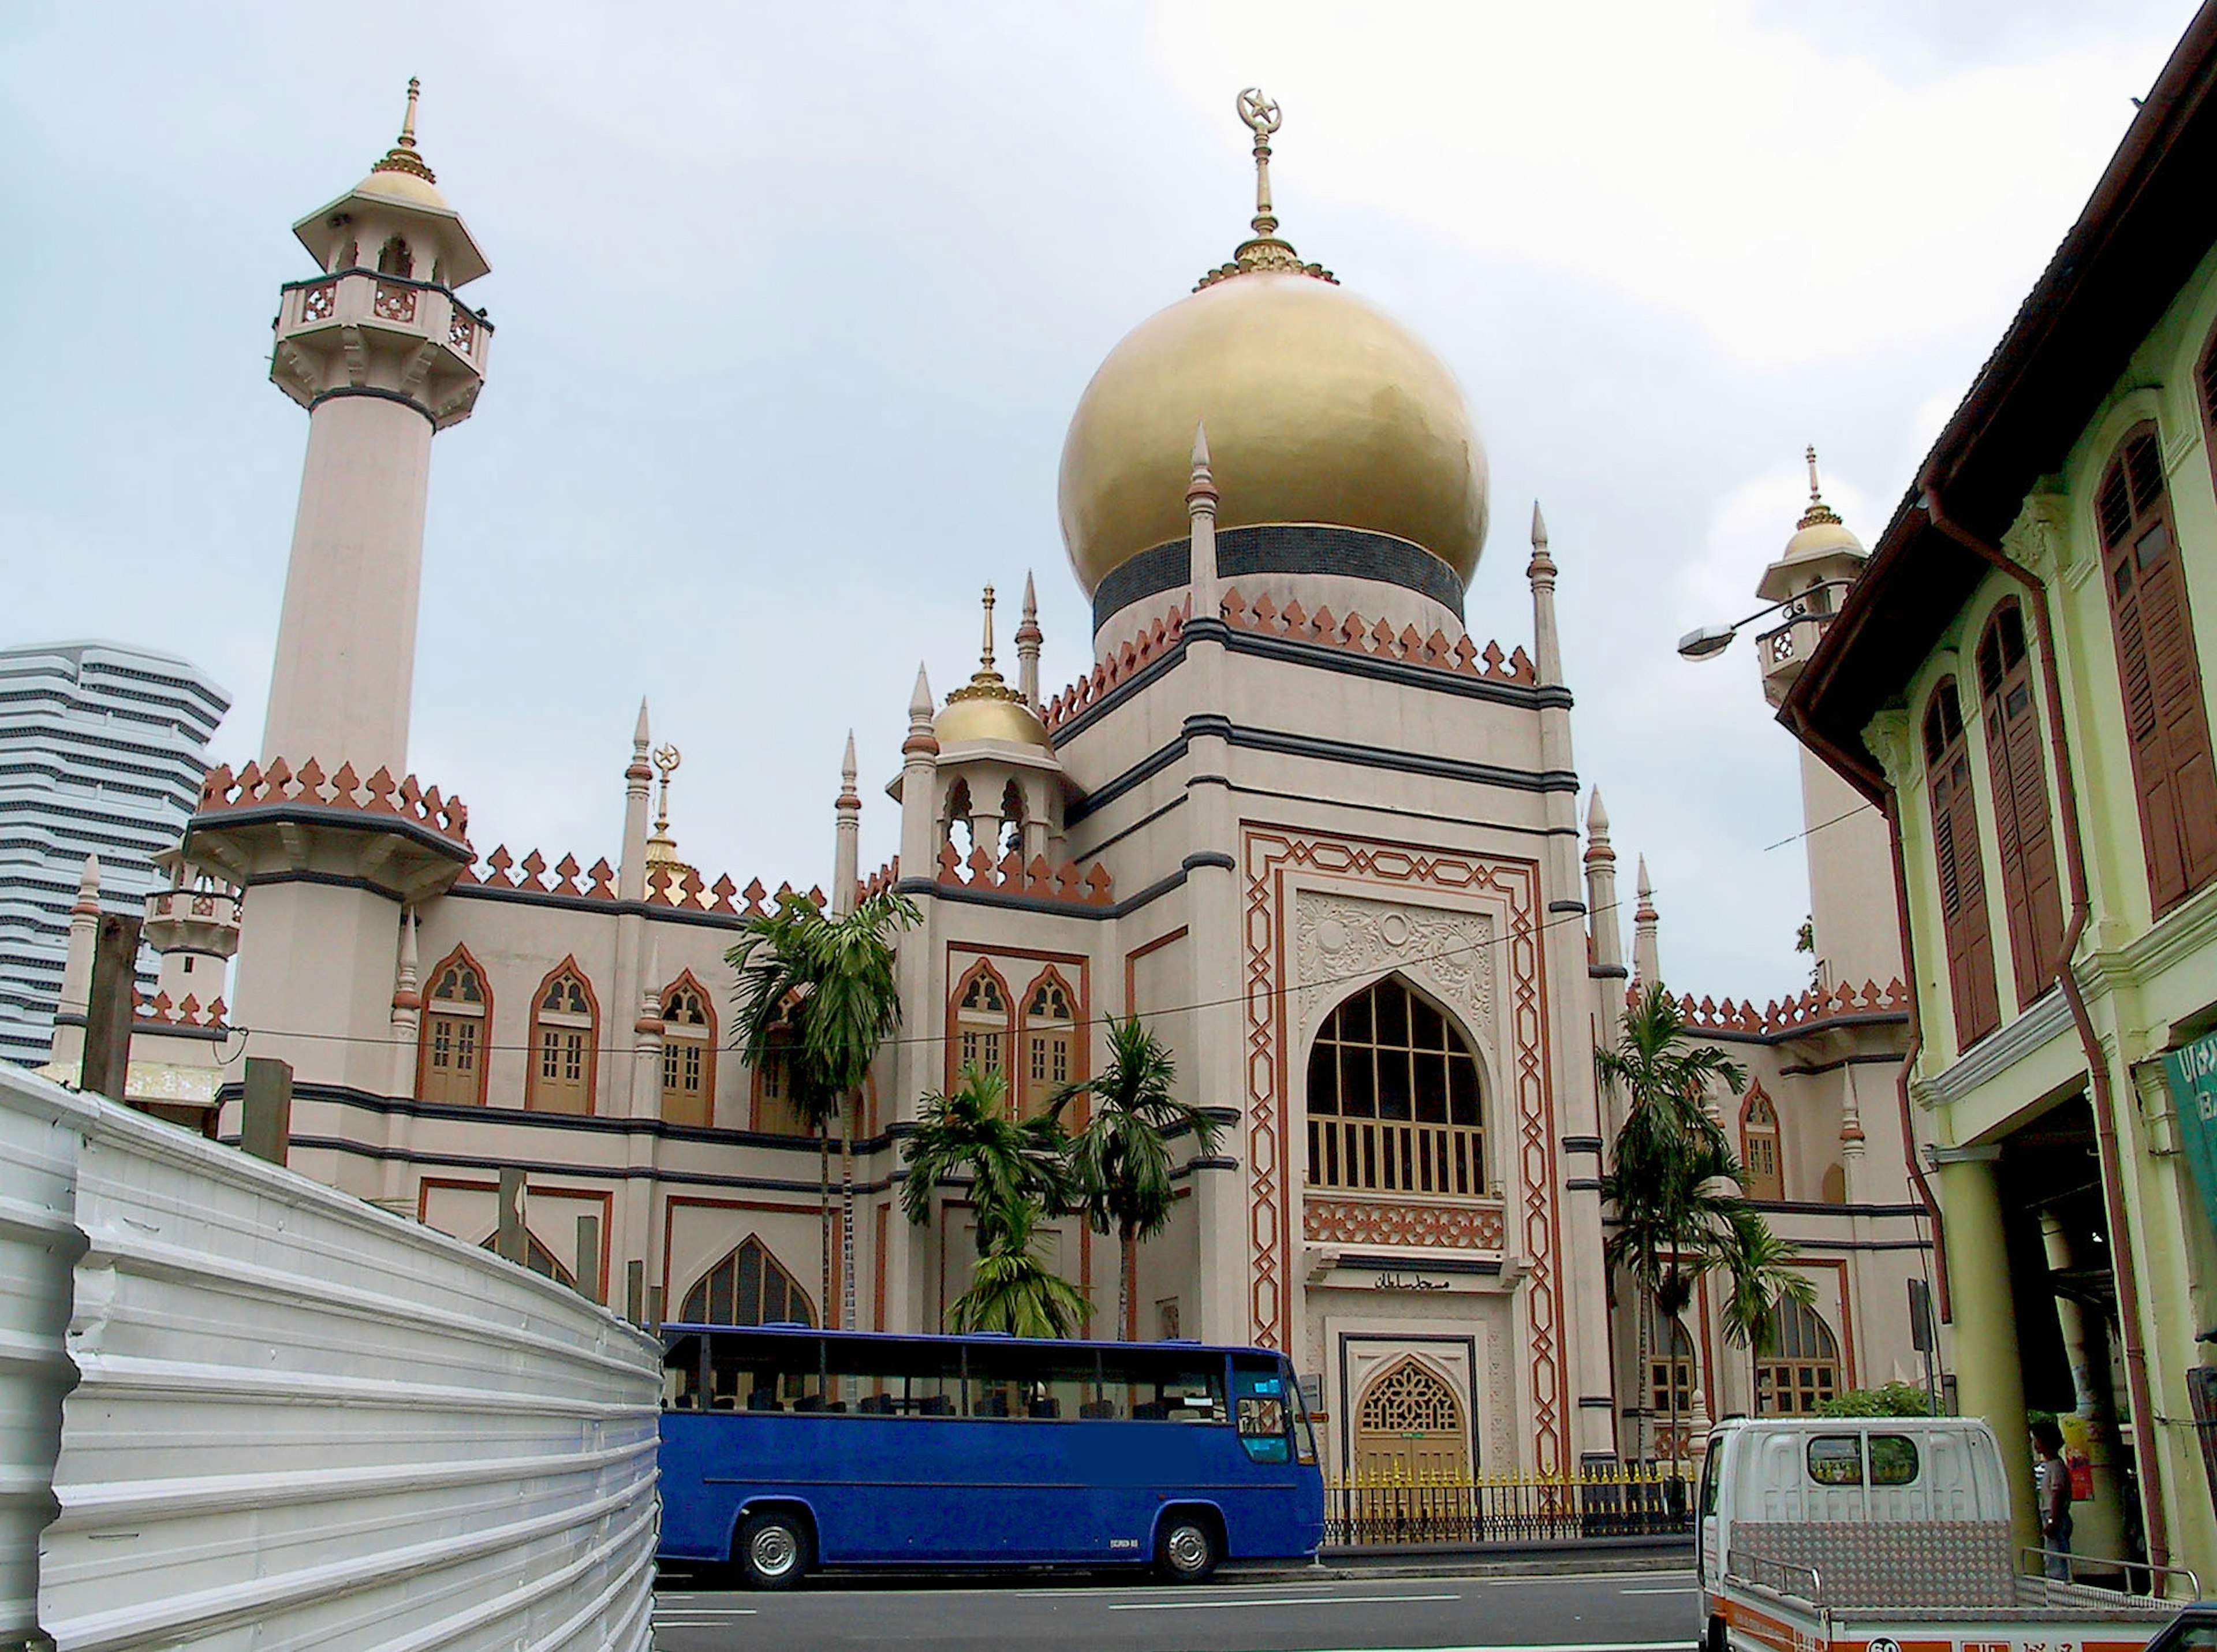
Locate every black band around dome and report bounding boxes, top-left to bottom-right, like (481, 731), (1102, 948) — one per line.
(1092, 524), (1468, 633)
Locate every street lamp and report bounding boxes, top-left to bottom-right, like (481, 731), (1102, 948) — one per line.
(1675, 595), (1802, 662)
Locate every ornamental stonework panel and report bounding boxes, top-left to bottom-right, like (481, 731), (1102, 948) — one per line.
(1304, 1196), (1505, 1252)
(1293, 891), (1495, 1046)
(1241, 826), (1567, 1476)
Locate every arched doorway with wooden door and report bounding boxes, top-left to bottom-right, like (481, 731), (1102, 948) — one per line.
(1352, 1356), (1472, 1542)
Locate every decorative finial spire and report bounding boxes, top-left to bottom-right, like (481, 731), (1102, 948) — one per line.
(1531, 500), (1549, 550)
(909, 663), (935, 722)
(1196, 88), (1337, 290)
(1797, 443), (1842, 531)
(370, 77), (439, 184)
(633, 698), (651, 751)
(1014, 573), (1044, 708)
(645, 743), (682, 868)
(841, 729), (859, 793)
(979, 585), (997, 676)
(1187, 421), (1219, 509)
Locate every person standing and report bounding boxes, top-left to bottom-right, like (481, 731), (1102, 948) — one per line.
(2032, 1418), (2074, 1580)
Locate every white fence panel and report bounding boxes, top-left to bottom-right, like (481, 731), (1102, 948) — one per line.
(0, 1066), (662, 1652)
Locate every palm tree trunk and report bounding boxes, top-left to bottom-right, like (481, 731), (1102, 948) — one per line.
(819, 1124), (832, 1329)
(1119, 1231), (1133, 1342)
(840, 1095), (856, 1333)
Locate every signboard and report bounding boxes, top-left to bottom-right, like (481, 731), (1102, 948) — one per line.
(2161, 1028), (2217, 1246)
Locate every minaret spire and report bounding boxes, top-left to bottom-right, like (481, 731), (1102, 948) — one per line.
(1584, 789), (1623, 976)
(1188, 422), (1221, 617)
(1633, 855), (1662, 988)
(1798, 443), (1843, 530)
(371, 77), (437, 184)
(833, 730), (861, 915)
(978, 586), (997, 677)
(1015, 573), (1044, 709)
(1526, 499), (1561, 687)
(1197, 89), (1336, 289)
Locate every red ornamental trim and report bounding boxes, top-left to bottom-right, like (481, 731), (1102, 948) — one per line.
(1303, 1195), (1506, 1252)
(1242, 826), (1567, 1475)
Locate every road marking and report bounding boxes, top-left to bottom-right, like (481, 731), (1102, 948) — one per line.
(655, 1609), (759, 1618)
(1485, 1572), (1695, 1587)
(1300, 1644), (1685, 1652)
(1110, 1591), (1461, 1612)
(1619, 1586), (1697, 1595)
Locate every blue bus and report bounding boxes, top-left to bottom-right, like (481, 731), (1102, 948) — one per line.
(657, 1323), (1324, 1587)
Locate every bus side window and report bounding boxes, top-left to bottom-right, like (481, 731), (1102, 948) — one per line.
(663, 1334), (703, 1410)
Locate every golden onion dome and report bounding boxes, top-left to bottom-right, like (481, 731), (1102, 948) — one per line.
(1058, 91), (1486, 601)
(1760, 448), (1867, 602)
(359, 79), (450, 211)
(935, 587), (1054, 752)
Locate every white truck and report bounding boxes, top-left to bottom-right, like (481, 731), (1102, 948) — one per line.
(1697, 1416), (2200, 1652)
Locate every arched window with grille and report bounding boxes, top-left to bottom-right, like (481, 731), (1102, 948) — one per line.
(1650, 1317), (1696, 1419)
(1924, 679), (2000, 1048)
(659, 972), (717, 1129)
(416, 945), (490, 1106)
(1018, 969), (1077, 1119)
(952, 962), (1012, 1086)
(1975, 602), (2067, 1004)
(1305, 976), (1484, 1196)
(1757, 1296), (1842, 1415)
(680, 1236), (818, 1328)
(527, 960), (598, 1116)
(2097, 422), (2217, 913)
(1740, 1085), (1783, 1202)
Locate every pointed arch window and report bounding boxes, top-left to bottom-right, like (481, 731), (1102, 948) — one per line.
(1976, 602), (2067, 1004)
(680, 1236), (817, 1329)
(417, 946), (490, 1106)
(1756, 1297), (1841, 1415)
(481, 1229), (576, 1289)
(2097, 423), (2217, 913)
(659, 973), (717, 1129)
(1304, 976), (1484, 1195)
(1924, 680), (2000, 1048)
(527, 961), (598, 1116)
(953, 963), (1011, 1085)
(1740, 1086), (1782, 1202)
(1649, 1316), (1696, 1418)
(376, 235), (413, 278)
(1018, 970), (1077, 1119)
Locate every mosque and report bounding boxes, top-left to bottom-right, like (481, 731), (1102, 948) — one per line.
(47, 84), (1935, 1480)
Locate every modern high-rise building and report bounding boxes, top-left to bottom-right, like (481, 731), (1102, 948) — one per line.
(0, 641), (229, 1065)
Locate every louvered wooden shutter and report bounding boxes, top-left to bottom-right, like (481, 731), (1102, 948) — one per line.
(1926, 683), (2001, 1047)
(2099, 427), (2217, 914)
(1977, 604), (2066, 1005)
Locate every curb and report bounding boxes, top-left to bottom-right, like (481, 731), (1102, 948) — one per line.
(1226, 1545), (1695, 1584)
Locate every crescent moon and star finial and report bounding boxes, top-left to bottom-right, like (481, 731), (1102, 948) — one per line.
(1237, 87), (1282, 236)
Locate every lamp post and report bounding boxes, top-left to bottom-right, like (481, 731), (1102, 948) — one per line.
(1674, 594), (1809, 662)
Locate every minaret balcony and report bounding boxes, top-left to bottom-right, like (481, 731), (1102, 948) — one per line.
(141, 885), (242, 959)
(271, 270), (493, 428)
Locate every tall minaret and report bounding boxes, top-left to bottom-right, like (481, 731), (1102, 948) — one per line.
(1015, 576), (1044, 710)
(1755, 448), (1902, 991)
(833, 732), (861, 915)
(262, 80), (492, 780)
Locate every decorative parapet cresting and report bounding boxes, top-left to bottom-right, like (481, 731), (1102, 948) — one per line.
(455, 849), (824, 916)
(1636, 978), (1911, 1037)
(196, 759), (471, 850)
(935, 844), (1113, 905)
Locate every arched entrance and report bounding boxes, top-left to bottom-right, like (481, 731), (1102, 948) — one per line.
(1352, 1356), (1470, 1482)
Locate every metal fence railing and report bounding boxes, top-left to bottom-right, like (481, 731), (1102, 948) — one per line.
(1324, 1463), (1693, 1547)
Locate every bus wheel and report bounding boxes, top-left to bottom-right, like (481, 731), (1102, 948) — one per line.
(736, 1509), (811, 1590)
(1155, 1514), (1219, 1584)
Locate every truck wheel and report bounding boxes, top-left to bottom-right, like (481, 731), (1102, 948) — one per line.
(1156, 1515), (1219, 1584)
(736, 1509), (811, 1590)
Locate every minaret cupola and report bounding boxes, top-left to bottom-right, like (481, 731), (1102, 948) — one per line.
(1755, 447), (1868, 708)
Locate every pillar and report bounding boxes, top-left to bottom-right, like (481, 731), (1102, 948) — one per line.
(1934, 1145), (2038, 1560)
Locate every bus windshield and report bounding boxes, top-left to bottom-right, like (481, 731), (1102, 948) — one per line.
(657, 1325), (1323, 1585)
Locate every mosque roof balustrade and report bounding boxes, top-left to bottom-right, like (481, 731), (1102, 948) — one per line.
(132, 988), (229, 1032)
(454, 845), (824, 923)
(1041, 590), (1537, 739)
(1630, 978), (1911, 1045)
(857, 857), (901, 904)
(272, 270), (491, 429)
(188, 758), (473, 898)
(935, 842), (1113, 907)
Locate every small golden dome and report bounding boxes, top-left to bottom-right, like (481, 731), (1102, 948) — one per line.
(936, 692), (1051, 751)
(1782, 446), (1865, 562)
(935, 585), (1053, 751)
(359, 79), (450, 211)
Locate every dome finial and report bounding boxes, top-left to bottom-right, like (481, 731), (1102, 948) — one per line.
(978, 584), (997, 677)
(1798, 443), (1842, 531)
(1197, 90), (1337, 290)
(370, 76), (438, 185)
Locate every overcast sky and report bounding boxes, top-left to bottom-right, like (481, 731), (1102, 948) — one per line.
(3, 1), (2197, 1002)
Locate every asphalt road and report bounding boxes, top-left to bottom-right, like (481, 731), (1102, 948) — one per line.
(651, 1565), (1700, 1651)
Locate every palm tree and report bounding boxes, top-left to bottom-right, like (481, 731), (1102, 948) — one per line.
(1052, 1015), (1222, 1341)
(902, 1066), (1081, 1334)
(900, 1065), (1075, 1250)
(1718, 1208), (1816, 1411)
(1599, 982), (1789, 1466)
(728, 887), (917, 1332)
(946, 1195), (1093, 1338)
